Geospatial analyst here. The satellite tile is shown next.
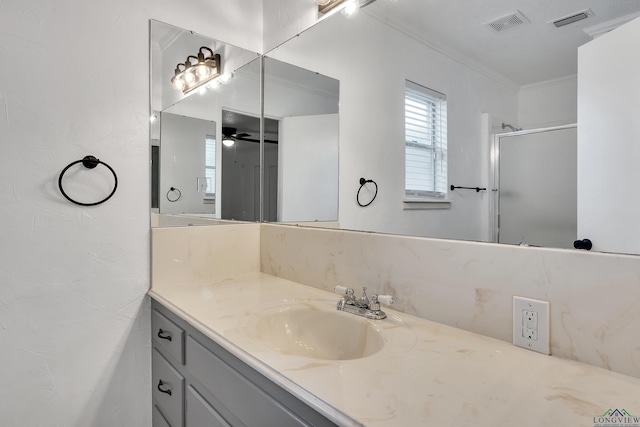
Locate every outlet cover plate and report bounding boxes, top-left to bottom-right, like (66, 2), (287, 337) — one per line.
(513, 296), (550, 355)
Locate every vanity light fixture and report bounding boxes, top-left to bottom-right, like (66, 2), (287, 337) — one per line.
(342, 0), (361, 16)
(171, 47), (221, 94)
(317, 0), (377, 15)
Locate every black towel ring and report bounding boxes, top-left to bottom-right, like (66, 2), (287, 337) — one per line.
(58, 156), (118, 206)
(357, 177), (378, 207)
(166, 187), (182, 202)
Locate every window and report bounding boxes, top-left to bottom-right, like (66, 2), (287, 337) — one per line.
(405, 80), (447, 199)
(205, 134), (216, 198)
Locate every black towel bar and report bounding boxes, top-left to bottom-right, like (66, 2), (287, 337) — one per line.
(450, 185), (486, 193)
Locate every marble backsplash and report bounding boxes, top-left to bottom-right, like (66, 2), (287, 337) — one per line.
(151, 223), (260, 292)
(260, 224), (640, 379)
(150, 222), (640, 378)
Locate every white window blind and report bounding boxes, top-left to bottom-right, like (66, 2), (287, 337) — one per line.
(205, 135), (216, 198)
(405, 80), (447, 199)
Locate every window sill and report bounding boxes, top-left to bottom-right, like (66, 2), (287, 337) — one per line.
(402, 199), (451, 210)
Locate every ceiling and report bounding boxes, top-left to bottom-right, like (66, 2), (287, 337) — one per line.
(366, 0), (640, 86)
(222, 110), (279, 142)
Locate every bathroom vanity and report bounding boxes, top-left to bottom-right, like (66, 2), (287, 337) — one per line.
(149, 272), (640, 427)
(151, 299), (335, 427)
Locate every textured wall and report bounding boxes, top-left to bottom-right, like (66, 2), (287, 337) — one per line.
(0, 0), (261, 425)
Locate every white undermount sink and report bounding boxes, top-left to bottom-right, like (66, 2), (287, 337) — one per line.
(245, 304), (385, 360)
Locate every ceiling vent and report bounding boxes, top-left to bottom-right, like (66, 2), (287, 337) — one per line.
(551, 9), (594, 28)
(485, 11), (529, 33)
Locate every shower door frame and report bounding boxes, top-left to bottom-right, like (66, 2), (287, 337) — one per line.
(489, 123), (577, 245)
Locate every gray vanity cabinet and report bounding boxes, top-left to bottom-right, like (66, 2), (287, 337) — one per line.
(154, 405), (173, 427)
(153, 347), (185, 426)
(151, 299), (337, 427)
(185, 385), (230, 427)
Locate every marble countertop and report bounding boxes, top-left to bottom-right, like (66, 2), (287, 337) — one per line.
(149, 272), (640, 427)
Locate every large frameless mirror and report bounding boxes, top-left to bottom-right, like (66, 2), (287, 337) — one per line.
(262, 0), (640, 255)
(150, 19), (340, 228)
(150, 0), (640, 256)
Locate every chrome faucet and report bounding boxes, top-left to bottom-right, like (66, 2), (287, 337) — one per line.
(335, 286), (395, 320)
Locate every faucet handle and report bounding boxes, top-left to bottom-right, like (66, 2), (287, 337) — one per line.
(334, 285), (353, 295)
(376, 294), (395, 305)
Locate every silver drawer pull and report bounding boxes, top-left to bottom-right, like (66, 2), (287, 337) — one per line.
(157, 379), (172, 396)
(157, 329), (173, 341)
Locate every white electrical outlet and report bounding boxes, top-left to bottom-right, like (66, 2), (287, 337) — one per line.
(522, 310), (537, 340)
(513, 296), (550, 355)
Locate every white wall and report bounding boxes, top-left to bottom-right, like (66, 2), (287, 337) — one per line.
(518, 75), (578, 129)
(577, 17), (640, 254)
(0, 0), (261, 425)
(264, 58), (340, 118)
(263, 0), (320, 53)
(279, 114), (339, 221)
(269, 12), (519, 241)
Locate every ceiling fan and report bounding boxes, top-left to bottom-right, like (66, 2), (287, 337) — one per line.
(221, 127), (251, 147)
(221, 126), (278, 146)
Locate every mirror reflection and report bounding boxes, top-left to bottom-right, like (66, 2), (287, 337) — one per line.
(150, 20), (261, 224)
(220, 110), (277, 222)
(150, 20), (340, 227)
(494, 125), (577, 249)
(150, 0), (640, 255)
(263, 57), (340, 224)
(264, 0), (640, 254)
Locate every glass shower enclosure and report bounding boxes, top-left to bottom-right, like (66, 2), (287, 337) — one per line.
(492, 124), (577, 249)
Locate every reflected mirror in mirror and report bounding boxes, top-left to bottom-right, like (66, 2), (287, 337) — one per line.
(262, 57), (340, 225)
(265, 0), (640, 255)
(150, 20), (260, 226)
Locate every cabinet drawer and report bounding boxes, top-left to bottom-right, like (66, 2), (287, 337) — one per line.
(186, 385), (231, 427)
(153, 309), (185, 364)
(152, 348), (184, 427)
(153, 404), (172, 427)
(186, 336), (308, 427)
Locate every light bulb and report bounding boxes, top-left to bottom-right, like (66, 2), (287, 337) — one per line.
(222, 138), (235, 147)
(183, 70), (195, 84)
(172, 77), (185, 91)
(195, 64), (210, 78)
(342, 0), (360, 16)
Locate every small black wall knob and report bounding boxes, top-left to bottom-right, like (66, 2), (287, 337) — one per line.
(573, 239), (592, 251)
